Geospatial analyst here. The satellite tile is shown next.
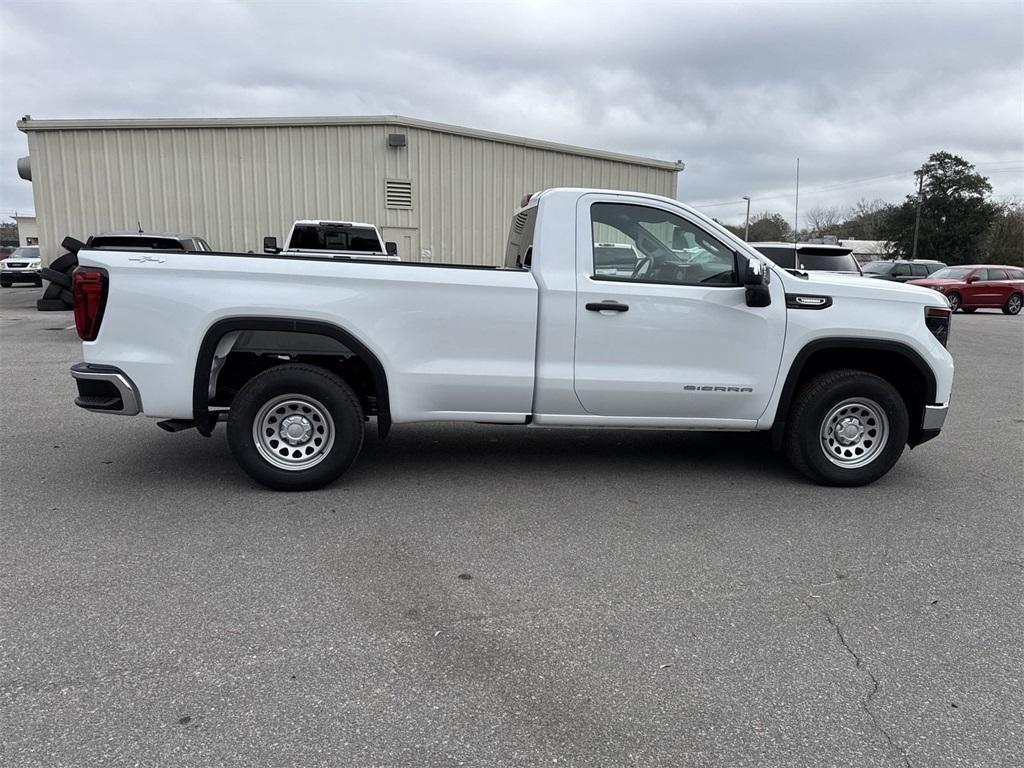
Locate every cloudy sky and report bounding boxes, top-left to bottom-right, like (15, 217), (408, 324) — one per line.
(1, 0), (1021, 227)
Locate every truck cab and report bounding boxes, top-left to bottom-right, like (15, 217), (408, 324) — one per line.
(266, 220), (400, 260)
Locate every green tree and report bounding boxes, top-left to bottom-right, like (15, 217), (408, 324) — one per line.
(713, 218), (746, 239)
(881, 152), (998, 264)
(980, 200), (1024, 265)
(746, 212), (792, 242)
(0, 221), (17, 247)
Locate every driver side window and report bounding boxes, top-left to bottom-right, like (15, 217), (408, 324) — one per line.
(590, 203), (738, 286)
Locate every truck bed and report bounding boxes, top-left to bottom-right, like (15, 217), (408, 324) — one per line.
(77, 248), (540, 422)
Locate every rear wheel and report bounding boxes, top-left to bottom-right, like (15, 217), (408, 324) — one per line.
(1004, 293), (1022, 315)
(227, 364), (364, 491)
(946, 292), (961, 312)
(785, 370), (909, 486)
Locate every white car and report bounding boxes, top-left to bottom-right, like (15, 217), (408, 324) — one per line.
(264, 220), (400, 261)
(1, 246), (42, 287)
(69, 188), (953, 490)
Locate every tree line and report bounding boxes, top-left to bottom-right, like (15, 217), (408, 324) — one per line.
(717, 152), (1022, 266)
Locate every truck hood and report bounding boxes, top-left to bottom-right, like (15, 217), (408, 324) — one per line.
(775, 268), (949, 307)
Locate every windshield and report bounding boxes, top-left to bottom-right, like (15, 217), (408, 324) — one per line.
(10, 247), (40, 259)
(795, 249), (860, 273)
(928, 267), (972, 280)
(753, 245), (859, 272)
(90, 236), (185, 250)
(862, 262), (893, 274)
(290, 225), (381, 252)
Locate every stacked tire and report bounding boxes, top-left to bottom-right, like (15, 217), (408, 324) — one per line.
(37, 237), (83, 311)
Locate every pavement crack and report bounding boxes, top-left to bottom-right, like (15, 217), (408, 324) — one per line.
(805, 600), (911, 768)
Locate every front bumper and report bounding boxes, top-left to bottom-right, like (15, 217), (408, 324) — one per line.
(912, 403), (948, 446)
(1, 269), (42, 283)
(71, 363), (142, 415)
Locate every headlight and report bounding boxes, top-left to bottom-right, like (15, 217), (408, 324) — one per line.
(925, 306), (951, 347)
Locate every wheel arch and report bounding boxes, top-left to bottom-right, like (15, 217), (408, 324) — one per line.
(770, 338), (938, 450)
(193, 317), (391, 439)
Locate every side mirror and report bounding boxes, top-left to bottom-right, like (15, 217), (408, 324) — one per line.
(385, 241), (398, 256)
(966, 275), (979, 283)
(263, 236), (280, 254)
(741, 255), (771, 307)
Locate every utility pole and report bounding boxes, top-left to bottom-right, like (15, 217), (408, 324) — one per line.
(911, 169), (925, 260)
(742, 196), (751, 240)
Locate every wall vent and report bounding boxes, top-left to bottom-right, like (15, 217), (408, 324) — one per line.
(385, 179), (413, 209)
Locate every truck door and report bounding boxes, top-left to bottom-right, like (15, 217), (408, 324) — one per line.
(572, 194), (786, 422)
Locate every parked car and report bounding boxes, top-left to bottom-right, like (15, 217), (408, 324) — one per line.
(69, 187), (953, 490)
(909, 265), (1024, 314)
(862, 259), (946, 282)
(265, 220), (399, 260)
(0, 246), (42, 286)
(86, 232), (214, 251)
(0, 246), (15, 261)
(750, 242), (862, 275)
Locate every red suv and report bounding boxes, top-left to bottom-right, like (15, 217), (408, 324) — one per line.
(909, 265), (1024, 315)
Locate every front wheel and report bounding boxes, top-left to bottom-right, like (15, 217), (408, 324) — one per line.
(946, 292), (961, 312)
(227, 363), (365, 490)
(785, 370), (909, 486)
(1004, 293), (1022, 315)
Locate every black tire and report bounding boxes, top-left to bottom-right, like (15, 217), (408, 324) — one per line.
(36, 298), (71, 311)
(59, 288), (74, 306)
(227, 363), (364, 491)
(42, 281), (64, 300)
(42, 267), (71, 288)
(1003, 293), (1022, 315)
(48, 252), (79, 273)
(785, 369), (909, 487)
(0, 281), (10, 288)
(946, 292), (961, 312)
(961, 307), (977, 313)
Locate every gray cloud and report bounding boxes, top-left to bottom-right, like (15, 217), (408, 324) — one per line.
(2, 0), (1021, 227)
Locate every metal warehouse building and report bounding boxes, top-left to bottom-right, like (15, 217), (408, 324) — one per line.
(16, 115), (683, 265)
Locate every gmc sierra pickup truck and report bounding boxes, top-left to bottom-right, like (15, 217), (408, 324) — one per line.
(70, 188), (954, 490)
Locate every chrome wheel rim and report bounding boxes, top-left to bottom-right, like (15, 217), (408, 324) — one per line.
(1009, 295), (1022, 313)
(819, 397), (889, 469)
(253, 394), (334, 471)
(948, 293), (960, 311)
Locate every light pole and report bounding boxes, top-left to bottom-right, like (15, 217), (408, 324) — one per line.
(742, 196), (751, 240)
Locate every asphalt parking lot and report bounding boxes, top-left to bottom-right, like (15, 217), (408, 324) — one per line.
(1, 284), (1021, 768)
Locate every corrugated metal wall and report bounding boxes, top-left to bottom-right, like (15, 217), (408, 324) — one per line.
(27, 124), (677, 265)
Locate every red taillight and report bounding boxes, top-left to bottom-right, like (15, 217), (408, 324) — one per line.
(73, 268), (108, 341)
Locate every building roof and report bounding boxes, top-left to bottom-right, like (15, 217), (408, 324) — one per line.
(16, 114), (685, 172)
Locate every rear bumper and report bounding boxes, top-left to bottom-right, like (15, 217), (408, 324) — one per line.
(71, 363), (142, 415)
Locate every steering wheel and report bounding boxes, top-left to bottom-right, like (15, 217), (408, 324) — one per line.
(631, 256), (652, 280)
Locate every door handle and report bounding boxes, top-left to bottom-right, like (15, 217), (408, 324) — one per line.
(586, 301), (629, 313)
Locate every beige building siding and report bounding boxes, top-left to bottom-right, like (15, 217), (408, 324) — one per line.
(21, 117), (680, 265)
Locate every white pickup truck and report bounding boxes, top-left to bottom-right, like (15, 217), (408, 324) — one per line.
(70, 188), (954, 490)
(264, 220), (400, 260)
